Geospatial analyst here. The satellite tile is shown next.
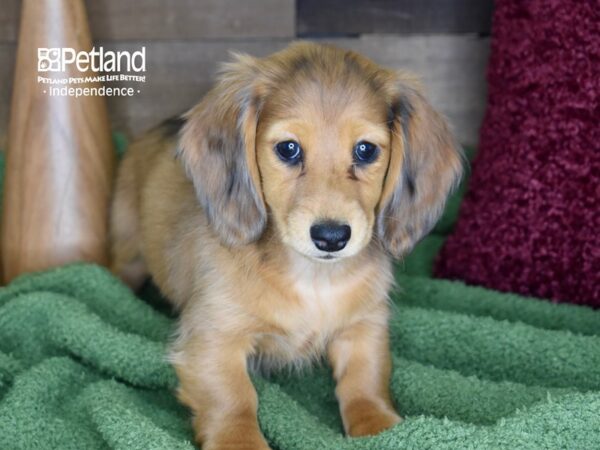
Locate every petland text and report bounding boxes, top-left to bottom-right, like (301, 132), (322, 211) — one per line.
(38, 47), (146, 73)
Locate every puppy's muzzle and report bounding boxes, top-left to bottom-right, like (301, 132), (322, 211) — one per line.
(310, 221), (351, 253)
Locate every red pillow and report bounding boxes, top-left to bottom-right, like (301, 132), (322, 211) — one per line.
(435, 0), (600, 307)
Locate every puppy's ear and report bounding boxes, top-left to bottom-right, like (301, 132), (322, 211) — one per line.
(178, 54), (267, 246)
(377, 73), (463, 258)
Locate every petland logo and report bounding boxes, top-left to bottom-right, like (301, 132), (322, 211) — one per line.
(38, 47), (146, 73)
(37, 46), (146, 97)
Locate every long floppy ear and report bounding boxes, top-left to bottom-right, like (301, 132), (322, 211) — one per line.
(177, 54), (267, 246)
(377, 73), (463, 258)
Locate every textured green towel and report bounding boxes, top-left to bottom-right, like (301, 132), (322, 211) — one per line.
(1, 144), (599, 449)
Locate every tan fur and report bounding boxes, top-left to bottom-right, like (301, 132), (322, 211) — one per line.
(110, 42), (462, 449)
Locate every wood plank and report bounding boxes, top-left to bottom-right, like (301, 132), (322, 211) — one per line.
(0, 0), (19, 42)
(297, 0), (493, 36)
(0, 0), (295, 43)
(0, 45), (15, 146)
(0, 35), (489, 147)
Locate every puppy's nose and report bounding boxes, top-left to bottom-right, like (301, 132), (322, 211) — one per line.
(310, 221), (351, 252)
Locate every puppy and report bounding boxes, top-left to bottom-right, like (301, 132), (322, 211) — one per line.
(110, 42), (462, 450)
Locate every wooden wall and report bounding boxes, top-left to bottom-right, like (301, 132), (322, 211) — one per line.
(0, 0), (492, 146)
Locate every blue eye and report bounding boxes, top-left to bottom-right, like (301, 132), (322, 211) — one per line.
(353, 141), (379, 164)
(275, 141), (302, 165)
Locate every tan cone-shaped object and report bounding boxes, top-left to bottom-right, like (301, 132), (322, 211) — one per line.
(2, 0), (115, 283)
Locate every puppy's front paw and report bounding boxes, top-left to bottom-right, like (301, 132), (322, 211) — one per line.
(343, 398), (402, 437)
(199, 420), (272, 450)
(203, 434), (271, 450)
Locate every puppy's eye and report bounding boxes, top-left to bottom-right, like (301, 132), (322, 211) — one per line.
(275, 140), (302, 165)
(353, 141), (379, 164)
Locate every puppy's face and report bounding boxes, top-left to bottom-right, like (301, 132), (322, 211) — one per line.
(179, 43), (462, 260)
(256, 81), (391, 261)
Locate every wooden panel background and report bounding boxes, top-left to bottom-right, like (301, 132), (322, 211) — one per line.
(0, 0), (492, 147)
(297, 0), (494, 36)
(0, 0), (296, 41)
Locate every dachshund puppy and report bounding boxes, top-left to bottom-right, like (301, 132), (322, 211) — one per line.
(110, 42), (462, 450)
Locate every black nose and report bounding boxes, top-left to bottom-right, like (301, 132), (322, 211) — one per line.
(310, 221), (351, 253)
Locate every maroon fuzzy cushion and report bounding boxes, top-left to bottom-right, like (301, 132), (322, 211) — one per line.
(435, 0), (600, 306)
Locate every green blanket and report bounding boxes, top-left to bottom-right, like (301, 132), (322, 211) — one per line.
(1, 145), (599, 449)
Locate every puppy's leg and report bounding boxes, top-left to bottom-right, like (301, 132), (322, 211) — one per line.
(109, 153), (148, 290)
(172, 332), (270, 450)
(328, 316), (401, 437)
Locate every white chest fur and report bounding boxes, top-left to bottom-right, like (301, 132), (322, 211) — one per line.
(253, 253), (371, 369)
(289, 257), (351, 324)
